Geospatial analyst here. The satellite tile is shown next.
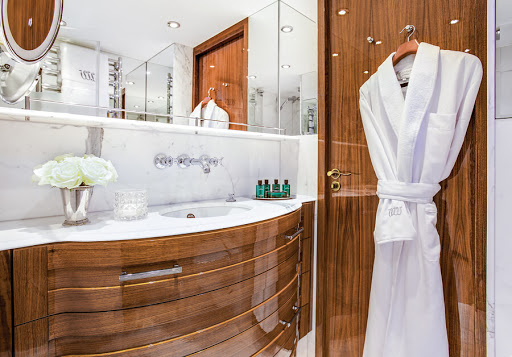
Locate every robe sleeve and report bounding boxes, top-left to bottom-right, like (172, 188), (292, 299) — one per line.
(440, 57), (483, 180)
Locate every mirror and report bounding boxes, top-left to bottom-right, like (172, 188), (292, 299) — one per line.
(497, 0), (512, 119)
(0, 0), (318, 136)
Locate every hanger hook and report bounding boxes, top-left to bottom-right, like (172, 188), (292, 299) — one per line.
(400, 25), (416, 41)
(208, 87), (215, 97)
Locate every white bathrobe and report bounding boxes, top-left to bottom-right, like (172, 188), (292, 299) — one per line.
(359, 43), (482, 357)
(187, 99), (229, 129)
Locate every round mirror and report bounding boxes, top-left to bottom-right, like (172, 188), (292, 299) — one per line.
(1, 0), (63, 64)
(0, 47), (39, 103)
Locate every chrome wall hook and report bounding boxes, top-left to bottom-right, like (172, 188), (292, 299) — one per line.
(400, 25), (416, 41)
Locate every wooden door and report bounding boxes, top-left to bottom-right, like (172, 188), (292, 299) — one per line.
(193, 19), (248, 130)
(316, 0), (487, 356)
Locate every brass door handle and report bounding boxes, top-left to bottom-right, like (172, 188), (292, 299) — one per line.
(331, 182), (340, 192)
(327, 169), (352, 179)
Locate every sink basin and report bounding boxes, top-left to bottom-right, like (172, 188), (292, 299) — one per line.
(160, 203), (252, 219)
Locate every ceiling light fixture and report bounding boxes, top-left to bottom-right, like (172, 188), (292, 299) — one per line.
(148, 100), (154, 103)
(127, 81), (135, 85)
(450, 19), (459, 25)
(281, 25), (294, 33)
(146, 71), (151, 75)
(332, 53), (339, 57)
(168, 21), (181, 28)
(338, 9), (349, 15)
(248, 75), (257, 79)
(134, 105), (140, 108)
(158, 96), (165, 100)
(209, 65), (215, 68)
(281, 64), (291, 69)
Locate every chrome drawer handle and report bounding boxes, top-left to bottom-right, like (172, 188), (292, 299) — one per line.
(279, 306), (302, 327)
(285, 227), (304, 240)
(119, 265), (182, 282)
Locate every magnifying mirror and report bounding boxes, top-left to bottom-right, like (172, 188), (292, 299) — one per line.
(0, 0), (63, 103)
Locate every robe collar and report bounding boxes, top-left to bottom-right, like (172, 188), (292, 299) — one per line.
(377, 42), (440, 181)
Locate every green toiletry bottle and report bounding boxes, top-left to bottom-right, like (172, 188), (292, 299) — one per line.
(264, 179), (271, 198)
(272, 179), (280, 192)
(256, 180), (265, 198)
(283, 179), (291, 197)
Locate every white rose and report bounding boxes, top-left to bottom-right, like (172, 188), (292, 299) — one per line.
(104, 160), (118, 182)
(49, 160), (83, 189)
(33, 160), (59, 185)
(54, 153), (75, 162)
(80, 156), (113, 186)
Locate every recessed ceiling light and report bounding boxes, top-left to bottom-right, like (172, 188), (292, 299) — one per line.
(60, 20), (67, 27)
(148, 100), (154, 103)
(376, 40), (382, 45)
(134, 105), (140, 108)
(281, 25), (294, 33)
(127, 81), (135, 85)
(168, 21), (181, 28)
(247, 75), (257, 79)
(332, 53), (339, 57)
(450, 19), (459, 25)
(281, 64), (291, 69)
(158, 96), (165, 100)
(363, 70), (369, 74)
(464, 48), (470, 53)
(338, 9), (349, 15)
(209, 65), (215, 68)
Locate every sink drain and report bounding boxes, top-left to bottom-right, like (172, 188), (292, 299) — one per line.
(187, 213), (195, 218)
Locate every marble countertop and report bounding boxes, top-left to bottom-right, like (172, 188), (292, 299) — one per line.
(0, 196), (316, 251)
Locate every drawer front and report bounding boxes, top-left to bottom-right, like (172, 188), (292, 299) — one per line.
(49, 253), (299, 356)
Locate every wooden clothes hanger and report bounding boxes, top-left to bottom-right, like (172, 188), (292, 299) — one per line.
(392, 25), (420, 67)
(201, 87), (215, 108)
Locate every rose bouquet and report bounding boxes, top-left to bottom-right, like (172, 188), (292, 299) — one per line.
(33, 154), (118, 189)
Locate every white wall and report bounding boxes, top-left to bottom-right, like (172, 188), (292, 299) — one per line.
(0, 114), (301, 222)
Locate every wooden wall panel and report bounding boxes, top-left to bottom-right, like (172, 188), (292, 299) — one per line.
(14, 319), (48, 357)
(193, 19), (248, 130)
(0, 250), (11, 357)
(317, 0), (487, 356)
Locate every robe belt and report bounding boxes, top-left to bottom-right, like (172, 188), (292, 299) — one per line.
(377, 181), (441, 204)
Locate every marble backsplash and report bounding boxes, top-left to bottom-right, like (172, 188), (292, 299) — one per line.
(0, 115), (306, 222)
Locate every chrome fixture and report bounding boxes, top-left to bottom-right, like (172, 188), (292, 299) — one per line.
(154, 154), (221, 174)
(226, 193), (236, 202)
(367, 36), (374, 44)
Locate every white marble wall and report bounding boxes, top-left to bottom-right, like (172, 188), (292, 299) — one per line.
(172, 43), (194, 118)
(0, 116), (301, 222)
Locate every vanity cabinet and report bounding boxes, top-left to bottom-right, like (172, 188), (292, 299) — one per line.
(4, 204), (316, 357)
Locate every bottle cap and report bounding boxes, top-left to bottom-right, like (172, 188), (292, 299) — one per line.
(284, 179), (289, 184)
(274, 179), (279, 184)
(265, 179), (269, 184)
(258, 180), (262, 185)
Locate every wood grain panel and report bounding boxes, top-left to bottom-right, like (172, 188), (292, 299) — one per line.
(13, 246), (47, 325)
(193, 19), (248, 130)
(253, 319), (297, 357)
(301, 202), (315, 239)
(301, 271), (311, 307)
(317, 0), (487, 356)
(49, 235), (299, 313)
(6, 0), (55, 51)
(14, 319), (48, 357)
(299, 303), (311, 340)
(49, 254), (298, 355)
(0, 250), (11, 357)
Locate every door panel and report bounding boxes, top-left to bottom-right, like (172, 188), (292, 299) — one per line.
(317, 0), (487, 356)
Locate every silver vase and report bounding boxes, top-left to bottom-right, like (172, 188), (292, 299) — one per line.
(60, 186), (93, 226)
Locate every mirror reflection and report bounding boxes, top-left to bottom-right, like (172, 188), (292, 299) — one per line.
(0, 0), (318, 135)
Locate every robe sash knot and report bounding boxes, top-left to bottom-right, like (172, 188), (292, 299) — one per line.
(373, 180), (441, 245)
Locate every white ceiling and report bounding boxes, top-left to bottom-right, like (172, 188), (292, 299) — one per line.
(59, 0), (275, 61)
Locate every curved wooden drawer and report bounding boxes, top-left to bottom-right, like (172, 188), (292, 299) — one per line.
(49, 253), (299, 356)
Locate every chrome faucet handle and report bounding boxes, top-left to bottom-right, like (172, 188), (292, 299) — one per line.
(177, 154), (191, 168)
(154, 154), (173, 169)
(226, 193), (236, 202)
(209, 157), (219, 167)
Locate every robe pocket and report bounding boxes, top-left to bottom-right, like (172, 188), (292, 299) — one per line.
(420, 203), (441, 262)
(428, 113), (457, 131)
